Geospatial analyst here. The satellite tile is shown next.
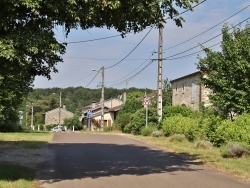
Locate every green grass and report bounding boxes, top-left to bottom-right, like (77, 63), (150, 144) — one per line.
(0, 132), (53, 188)
(125, 135), (250, 182)
(0, 164), (36, 188)
(0, 132), (53, 149)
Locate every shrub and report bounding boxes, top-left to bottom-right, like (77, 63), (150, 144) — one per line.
(45, 124), (56, 131)
(162, 105), (198, 119)
(162, 115), (199, 141)
(152, 131), (163, 137)
(215, 114), (250, 146)
(220, 142), (250, 158)
(114, 112), (132, 132)
(194, 140), (213, 149)
(169, 134), (187, 142)
(124, 107), (158, 135)
(141, 126), (156, 136)
(63, 116), (82, 130)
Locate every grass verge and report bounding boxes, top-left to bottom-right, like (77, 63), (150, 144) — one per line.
(125, 135), (250, 182)
(0, 132), (53, 188)
(0, 132), (53, 149)
(0, 163), (36, 188)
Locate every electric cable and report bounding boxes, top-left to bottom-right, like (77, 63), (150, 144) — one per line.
(85, 68), (101, 88)
(64, 1), (206, 44)
(105, 53), (154, 83)
(105, 26), (154, 69)
(63, 72), (96, 87)
(163, 16), (250, 59)
(163, 3), (250, 51)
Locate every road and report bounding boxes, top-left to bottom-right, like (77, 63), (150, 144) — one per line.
(38, 132), (250, 188)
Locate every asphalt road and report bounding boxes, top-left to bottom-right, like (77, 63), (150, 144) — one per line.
(38, 132), (250, 188)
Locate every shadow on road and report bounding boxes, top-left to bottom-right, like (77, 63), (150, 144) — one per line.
(39, 143), (203, 184)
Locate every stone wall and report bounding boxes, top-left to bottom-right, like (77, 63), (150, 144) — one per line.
(171, 72), (210, 111)
(45, 108), (73, 125)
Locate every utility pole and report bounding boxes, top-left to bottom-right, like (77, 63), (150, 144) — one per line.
(59, 92), (62, 126)
(31, 103), (34, 130)
(101, 66), (105, 131)
(157, 21), (163, 122)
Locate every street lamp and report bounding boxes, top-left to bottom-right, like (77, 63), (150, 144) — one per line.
(92, 66), (104, 131)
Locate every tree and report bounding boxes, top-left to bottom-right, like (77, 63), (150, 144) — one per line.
(162, 77), (172, 107)
(0, 0), (199, 127)
(197, 24), (250, 118)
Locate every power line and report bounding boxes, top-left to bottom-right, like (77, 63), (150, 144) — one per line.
(105, 26), (154, 69)
(163, 3), (250, 51)
(166, 41), (221, 60)
(105, 54), (154, 83)
(63, 57), (148, 61)
(107, 59), (154, 88)
(85, 68), (101, 88)
(63, 1), (206, 45)
(63, 72), (96, 87)
(163, 16), (250, 59)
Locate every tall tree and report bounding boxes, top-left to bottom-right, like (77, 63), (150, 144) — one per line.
(197, 24), (250, 119)
(0, 0), (199, 128)
(162, 77), (172, 107)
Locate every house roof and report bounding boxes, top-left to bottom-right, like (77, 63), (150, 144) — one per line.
(108, 104), (123, 112)
(170, 71), (201, 83)
(137, 91), (157, 101)
(45, 107), (73, 115)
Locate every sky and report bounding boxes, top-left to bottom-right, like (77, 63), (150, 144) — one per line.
(34, 0), (250, 90)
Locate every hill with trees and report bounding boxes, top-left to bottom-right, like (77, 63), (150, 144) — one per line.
(20, 87), (154, 128)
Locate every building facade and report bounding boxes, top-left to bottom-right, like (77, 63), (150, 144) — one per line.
(45, 106), (73, 125)
(171, 71), (211, 111)
(82, 98), (124, 128)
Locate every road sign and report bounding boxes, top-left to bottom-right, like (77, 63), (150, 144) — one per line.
(87, 113), (92, 118)
(143, 97), (151, 106)
(87, 109), (92, 119)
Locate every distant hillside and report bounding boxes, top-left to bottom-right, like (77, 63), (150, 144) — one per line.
(27, 87), (154, 113)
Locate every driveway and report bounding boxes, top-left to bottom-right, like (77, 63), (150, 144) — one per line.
(38, 132), (250, 188)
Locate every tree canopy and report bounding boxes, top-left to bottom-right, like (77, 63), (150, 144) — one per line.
(0, 0), (199, 127)
(197, 24), (250, 118)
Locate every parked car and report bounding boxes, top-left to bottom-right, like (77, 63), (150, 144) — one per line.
(51, 125), (63, 132)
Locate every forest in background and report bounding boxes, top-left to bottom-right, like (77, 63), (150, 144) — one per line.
(22, 87), (154, 127)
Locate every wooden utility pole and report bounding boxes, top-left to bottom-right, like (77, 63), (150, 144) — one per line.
(101, 66), (105, 131)
(157, 21), (163, 122)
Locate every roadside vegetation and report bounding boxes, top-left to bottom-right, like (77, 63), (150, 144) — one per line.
(0, 131), (53, 188)
(112, 104), (250, 181)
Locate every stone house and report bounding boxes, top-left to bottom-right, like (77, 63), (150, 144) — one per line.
(45, 105), (73, 125)
(171, 71), (211, 111)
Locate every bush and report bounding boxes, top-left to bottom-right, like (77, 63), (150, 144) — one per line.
(45, 124), (56, 131)
(169, 134), (187, 142)
(162, 105), (198, 119)
(63, 116), (82, 130)
(215, 114), (250, 146)
(220, 142), (250, 158)
(162, 115), (200, 141)
(124, 107), (158, 135)
(152, 131), (163, 137)
(194, 140), (213, 149)
(141, 126), (156, 136)
(114, 112), (132, 132)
